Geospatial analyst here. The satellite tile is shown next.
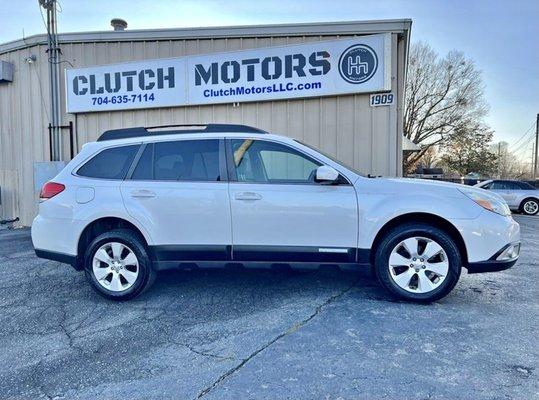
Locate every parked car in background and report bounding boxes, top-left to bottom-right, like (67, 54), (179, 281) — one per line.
(475, 180), (539, 216)
(32, 124), (520, 302)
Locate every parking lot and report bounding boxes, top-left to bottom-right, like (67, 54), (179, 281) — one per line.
(0, 215), (537, 400)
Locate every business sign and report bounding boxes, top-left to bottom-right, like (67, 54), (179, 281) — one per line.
(65, 34), (391, 113)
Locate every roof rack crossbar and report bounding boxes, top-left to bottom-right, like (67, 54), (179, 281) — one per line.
(96, 123), (268, 142)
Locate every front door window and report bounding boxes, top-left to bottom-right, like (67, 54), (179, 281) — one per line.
(230, 139), (321, 184)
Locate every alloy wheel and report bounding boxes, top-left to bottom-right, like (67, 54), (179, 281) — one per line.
(92, 242), (139, 292)
(523, 200), (538, 215)
(388, 236), (449, 293)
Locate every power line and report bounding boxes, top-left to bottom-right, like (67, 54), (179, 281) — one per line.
(37, 0), (52, 42)
(508, 121), (536, 151)
(511, 131), (535, 156)
(37, 0), (74, 68)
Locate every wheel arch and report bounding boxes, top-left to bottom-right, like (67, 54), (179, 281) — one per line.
(76, 217), (149, 269)
(369, 212), (468, 266)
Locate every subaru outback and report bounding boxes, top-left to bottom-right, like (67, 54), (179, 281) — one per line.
(32, 124), (520, 302)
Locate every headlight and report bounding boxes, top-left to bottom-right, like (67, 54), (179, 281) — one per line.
(458, 188), (511, 216)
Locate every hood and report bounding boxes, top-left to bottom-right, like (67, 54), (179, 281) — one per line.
(382, 177), (464, 189)
(360, 177), (506, 202)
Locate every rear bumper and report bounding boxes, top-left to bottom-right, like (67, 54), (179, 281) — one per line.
(34, 249), (82, 270)
(32, 215), (82, 256)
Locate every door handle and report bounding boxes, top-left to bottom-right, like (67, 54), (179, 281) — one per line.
(235, 192), (262, 201)
(131, 189), (156, 198)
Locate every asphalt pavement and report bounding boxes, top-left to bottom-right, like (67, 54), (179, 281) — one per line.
(0, 215), (537, 400)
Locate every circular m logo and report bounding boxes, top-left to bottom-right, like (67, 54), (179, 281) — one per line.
(338, 44), (378, 84)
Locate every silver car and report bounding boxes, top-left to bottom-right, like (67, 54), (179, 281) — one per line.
(475, 180), (539, 216)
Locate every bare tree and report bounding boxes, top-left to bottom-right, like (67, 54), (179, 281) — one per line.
(417, 145), (439, 169)
(489, 141), (534, 179)
(403, 42), (488, 172)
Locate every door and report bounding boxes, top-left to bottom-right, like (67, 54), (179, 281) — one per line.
(227, 138), (358, 263)
(489, 181), (518, 207)
(121, 138), (232, 261)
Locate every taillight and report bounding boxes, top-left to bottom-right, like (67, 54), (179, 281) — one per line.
(40, 182), (65, 200)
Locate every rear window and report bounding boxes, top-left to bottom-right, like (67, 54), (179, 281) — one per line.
(517, 182), (536, 190)
(131, 139), (221, 181)
(77, 145), (139, 180)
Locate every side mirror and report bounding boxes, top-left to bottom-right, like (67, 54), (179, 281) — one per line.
(315, 165), (339, 184)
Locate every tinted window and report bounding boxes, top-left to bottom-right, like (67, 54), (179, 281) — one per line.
(131, 140), (220, 181)
(77, 145), (138, 179)
(504, 181), (522, 190)
(517, 182), (536, 190)
(231, 139), (320, 183)
(491, 181), (506, 190)
(491, 181), (521, 190)
(481, 182), (492, 189)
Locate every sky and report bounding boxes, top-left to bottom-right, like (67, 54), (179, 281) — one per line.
(1, 0), (538, 160)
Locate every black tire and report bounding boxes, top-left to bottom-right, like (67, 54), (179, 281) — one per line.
(374, 223), (462, 303)
(520, 198), (539, 216)
(84, 229), (156, 301)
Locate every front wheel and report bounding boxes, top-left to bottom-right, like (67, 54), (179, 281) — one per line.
(84, 229), (156, 301)
(374, 223), (462, 302)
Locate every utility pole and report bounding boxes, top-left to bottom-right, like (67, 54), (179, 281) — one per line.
(39, 0), (62, 161)
(497, 142), (502, 178)
(532, 144), (535, 178)
(534, 113), (539, 180)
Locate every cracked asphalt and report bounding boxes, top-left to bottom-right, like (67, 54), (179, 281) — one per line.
(0, 215), (538, 400)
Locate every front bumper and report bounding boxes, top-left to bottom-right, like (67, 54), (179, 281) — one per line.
(467, 242), (520, 274)
(455, 210), (520, 263)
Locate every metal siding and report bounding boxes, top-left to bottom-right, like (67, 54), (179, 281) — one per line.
(0, 31), (405, 226)
(0, 45), (52, 224)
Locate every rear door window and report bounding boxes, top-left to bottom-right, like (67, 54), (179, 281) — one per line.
(77, 145), (139, 180)
(491, 181), (510, 190)
(131, 139), (221, 181)
(503, 181), (522, 190)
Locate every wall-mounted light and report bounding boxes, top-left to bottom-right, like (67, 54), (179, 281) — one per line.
(24, 55), (37, 64)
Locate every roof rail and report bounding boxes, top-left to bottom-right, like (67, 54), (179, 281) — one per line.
(96, 123), (268, 142)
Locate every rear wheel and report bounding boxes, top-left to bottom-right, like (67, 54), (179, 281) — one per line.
(520, 198), (539, 216)
(374, 223), (461, 302)
(84, 229), (156, 300)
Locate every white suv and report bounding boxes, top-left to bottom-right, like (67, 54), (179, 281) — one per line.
(32, 124), (520, 302)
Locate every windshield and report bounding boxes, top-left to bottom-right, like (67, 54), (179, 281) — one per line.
(294, 140), (366, 177)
